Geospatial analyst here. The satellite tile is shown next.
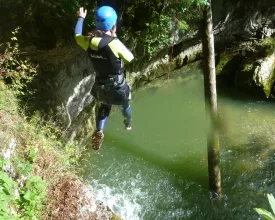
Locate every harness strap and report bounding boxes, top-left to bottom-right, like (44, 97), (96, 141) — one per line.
(96, 74), (125, 86)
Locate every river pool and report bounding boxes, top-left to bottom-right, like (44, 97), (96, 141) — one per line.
(82, 62), (275, 220)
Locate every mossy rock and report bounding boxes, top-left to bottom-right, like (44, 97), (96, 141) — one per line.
(216, 51), (243, 86)
(256, 38), (275, 56)
(235, 51), (275, 97)
(111, 213), (123, 220)
(216, 53), (234, 75)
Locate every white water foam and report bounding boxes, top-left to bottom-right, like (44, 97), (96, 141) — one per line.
(90, 179), (142, 220)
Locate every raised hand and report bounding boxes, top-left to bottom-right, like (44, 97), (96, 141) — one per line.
(77, 7), (87, 18)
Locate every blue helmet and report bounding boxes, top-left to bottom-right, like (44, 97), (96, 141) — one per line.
(95, 6), (118, 31)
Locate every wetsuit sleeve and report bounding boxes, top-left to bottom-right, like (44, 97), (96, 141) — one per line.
(108, 39), (134, 63)
(74, 17), (90, 51)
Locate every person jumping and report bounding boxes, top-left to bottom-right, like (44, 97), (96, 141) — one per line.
(74, 6), (134, 150)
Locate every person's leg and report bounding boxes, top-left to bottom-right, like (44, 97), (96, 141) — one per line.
(92, 103), (112, 150)
(118, 102), (132, 130)
(96, 103), (112, 132)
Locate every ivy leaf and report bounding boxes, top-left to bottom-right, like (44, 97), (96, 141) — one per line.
(0, 171), (17, 190)
(267, 193), (275, 215)
(254, 208), (275, 220)
(23, 190), (31, 201)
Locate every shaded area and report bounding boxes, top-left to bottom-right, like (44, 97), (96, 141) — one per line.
(0, 0), (96, 49)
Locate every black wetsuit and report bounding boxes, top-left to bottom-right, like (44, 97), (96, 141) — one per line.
(75, 17), (134, 131)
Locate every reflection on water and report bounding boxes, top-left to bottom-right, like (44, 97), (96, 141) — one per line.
(82, 63), (275, 220)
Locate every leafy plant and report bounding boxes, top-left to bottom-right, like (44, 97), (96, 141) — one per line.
(178, 20), (189, 32)
(254, 193), (275, 220)
(0, 170), (20, 219)
(13, 159), (33, 176)
(0, 27), (38, 108)
(0, 98), (4, 110)
(0, 156), (47, 219)
(0, 65), (82, 219)
(18, 176), (47, 218)
(64, 142), (84, 166)
(120, 0), (207, 60)
(142, 14), (173, 58)
(1, 0), (93, 48)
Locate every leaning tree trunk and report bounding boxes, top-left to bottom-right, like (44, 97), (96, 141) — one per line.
(201, 0), (221, 198)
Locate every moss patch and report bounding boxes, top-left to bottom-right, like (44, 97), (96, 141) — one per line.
(216, 53), (234, 75)
(256, 38), (275, 56)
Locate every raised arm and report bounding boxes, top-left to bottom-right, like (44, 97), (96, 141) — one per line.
(74, 7), (90, 51)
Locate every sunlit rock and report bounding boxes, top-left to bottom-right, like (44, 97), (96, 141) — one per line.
(235, 40), (275, 97)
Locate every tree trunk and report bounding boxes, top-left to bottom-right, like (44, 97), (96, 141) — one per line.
(201, 0), (222, 197)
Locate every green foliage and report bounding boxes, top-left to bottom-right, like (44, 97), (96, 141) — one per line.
(25, 145), (39, 164)
(0, 151), (46, 219)
(257, 38), (275, 55)
(28, 113), (82, 167)
(1, 0), (88, 48)
(254, 193), (275, 220)
(120, 0), (207, 59)
(195, 0), (209, 6)
(18, 176), (47, 219)
(0, 97), (4, 111)
(28, 113), (62, 147)
(216, 54), (232, 75)
(0, 27), (38, 107)
(0, 166), (47, 219)
(0, 62), (83, 220)
(0, 170), (19, 219)
(0, 109), (80, 219)
(0, 81), (17, 114)
(13, 159), (33, 176)
(64, 142), (84, 166)
(0, 144), (48, 219)
(144, 14), (172, 58)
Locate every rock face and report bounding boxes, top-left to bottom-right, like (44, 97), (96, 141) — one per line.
(33, 46), (97, 144)
(212, 0), (275, 45)
(254, 53), (275, 97)
(216, 39), (275, 98)
(211, 0), (275, 97)
(126, 41), (202, 89)
(235, 50), (275, 97)
(256, 56), (273, 96)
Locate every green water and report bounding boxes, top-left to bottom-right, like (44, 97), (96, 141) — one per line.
(83, 63), (275, 220)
